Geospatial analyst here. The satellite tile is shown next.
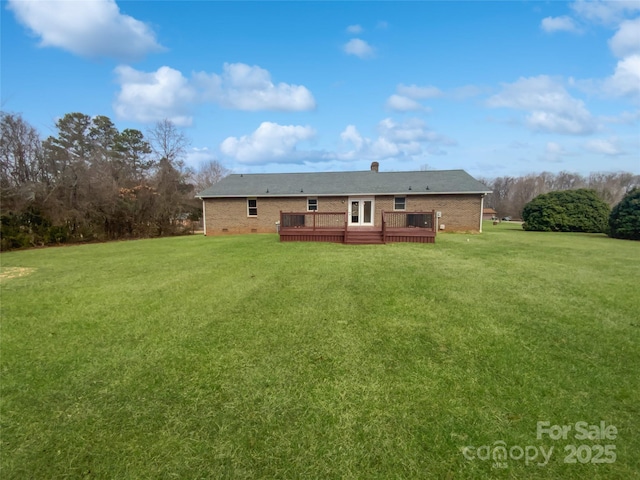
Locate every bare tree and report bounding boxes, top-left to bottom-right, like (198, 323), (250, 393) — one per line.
(553, 171), (585, 191)
(193, 159), (230, 193)
(482, 171), (640, 220)
(588, 172), (639, 206)
(1, 112), (46, 211)
(147, 119), (189, 168)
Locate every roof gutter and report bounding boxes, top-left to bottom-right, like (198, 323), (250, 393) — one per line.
(198, 190), (493, 199)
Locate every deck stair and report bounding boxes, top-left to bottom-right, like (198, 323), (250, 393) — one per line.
(345, 230), (385, 244)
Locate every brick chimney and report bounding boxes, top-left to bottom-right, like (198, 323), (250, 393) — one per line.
(371, 161), (379, 172)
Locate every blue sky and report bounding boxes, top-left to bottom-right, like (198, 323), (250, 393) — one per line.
(2, 0), (639, 177)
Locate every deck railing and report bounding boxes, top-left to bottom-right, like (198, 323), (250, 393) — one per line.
(383, 211), (435, 229)
(280, 210), (435, 244)
(382, 210), (435, 243)
(280, 211), (347, 231)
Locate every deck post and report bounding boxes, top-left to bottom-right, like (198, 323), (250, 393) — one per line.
(382, 210), (387, 244)
(343, 213), (348, 244)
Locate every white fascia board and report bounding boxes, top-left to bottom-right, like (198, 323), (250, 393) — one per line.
(199, 191), (492, 199)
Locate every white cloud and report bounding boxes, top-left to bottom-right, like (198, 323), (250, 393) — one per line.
(603, 55), (640, 100)
(397, 84), (443, 99)
(346, 24), (363, 34)
(487, 75), (597, 135)
(377, 118), (455, 145)
(186, 147), (218, 166)
(601, 109), (640, 124)
(525, 111), (595, 136)
(220, 122), (316, 164)
(609, 17), (640, 58)
(7, 0), (162, 61)
(540, 16), (581, 33)
(376, 21), (389, 30)
(385, 95), (426, 112)
(536, 2), (640, 106)
(570, 0), (640, 26)
(540, 141), (571, 163)
(584, 138), (624, 156)
(338, 118), (455, 161)
(194, 63), (316, 111)
(114, 63), (316, 124)
(385, 84), (443, 112)
(218, 118), (456, 166)
(571, 55), (640, 101)
(343, 38), (375, 58)
(340, 125), (364, 151)
(386, 83), (481, 110)
(546, 142), (567, 155)
(338, 125), (399, 159)
(113, 65), (195, 126)
(559, 9), (640, 103)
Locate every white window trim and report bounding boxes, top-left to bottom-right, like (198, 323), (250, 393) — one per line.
(348, 197), (375, 226)
(307, 197), (318, 211)
(247, 198), (258, 217)
(394, 196), (406, 211)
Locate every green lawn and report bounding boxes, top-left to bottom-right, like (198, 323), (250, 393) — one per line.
(1, 223), (639, 479)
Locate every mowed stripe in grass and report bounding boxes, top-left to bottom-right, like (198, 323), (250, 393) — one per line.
(1, 224), (639, 479)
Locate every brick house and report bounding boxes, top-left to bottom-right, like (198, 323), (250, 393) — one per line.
(197, 163), (491, 243)
(482, 208), (498, 220)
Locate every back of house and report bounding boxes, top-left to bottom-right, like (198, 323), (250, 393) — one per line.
(196, 163), (492, 236)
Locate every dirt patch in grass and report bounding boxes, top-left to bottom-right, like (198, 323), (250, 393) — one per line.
(0, 267), (36, 282)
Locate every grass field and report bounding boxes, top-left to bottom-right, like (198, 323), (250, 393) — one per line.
(1, 223), (639, 479)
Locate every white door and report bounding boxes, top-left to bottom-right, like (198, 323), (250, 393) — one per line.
(348, 198), (374, 226)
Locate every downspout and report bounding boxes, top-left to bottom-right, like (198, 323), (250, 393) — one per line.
(202, 199), (207, 236)
(479, 195), (484, 233)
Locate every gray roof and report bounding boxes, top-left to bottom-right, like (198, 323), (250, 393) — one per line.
(197, 169), (491, 198)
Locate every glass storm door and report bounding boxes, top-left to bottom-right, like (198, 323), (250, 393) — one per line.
(349, 198), (374, 226)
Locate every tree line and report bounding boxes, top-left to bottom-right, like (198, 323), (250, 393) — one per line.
(479, 171), (640, 220)
(0, 111), (229, 250)
(3, 110), (638, 250)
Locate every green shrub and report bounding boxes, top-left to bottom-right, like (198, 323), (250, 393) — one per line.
(0, 209), (72, 250)
(608, 188), (640, 240)
(522, 189), (610, 233)
(46, 225), (70, 244)
(0, 213), (29, 250)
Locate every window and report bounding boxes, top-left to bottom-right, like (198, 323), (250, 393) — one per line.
(394, 197), (406, 211)
(247, 198), (257, 216)
(307, 198), (318, 211)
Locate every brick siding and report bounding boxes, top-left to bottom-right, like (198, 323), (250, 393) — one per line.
(203, 194), (483, 235)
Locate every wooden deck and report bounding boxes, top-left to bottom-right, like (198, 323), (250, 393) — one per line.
(279, 211), (436, 244)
